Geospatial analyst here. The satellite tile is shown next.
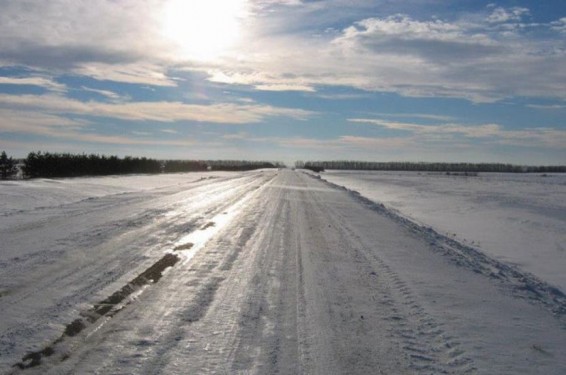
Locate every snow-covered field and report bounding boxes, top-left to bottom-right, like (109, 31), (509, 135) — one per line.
(320, 170), (566, 293)
(1, 170), (565, 374)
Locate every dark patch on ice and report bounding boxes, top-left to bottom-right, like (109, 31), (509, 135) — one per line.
(13, 346), (55, 369)
(93, 253), (179, 316)
(174, 242), (194, 251)
(531, 344), (553, 356)
(64, 319), (86, 337)
(136, 339), (154, 347)
(13, 252), (180, 370)
(201, 221), (215, 230)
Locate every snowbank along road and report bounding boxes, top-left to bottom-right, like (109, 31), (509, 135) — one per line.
(1, 170), (565, 374)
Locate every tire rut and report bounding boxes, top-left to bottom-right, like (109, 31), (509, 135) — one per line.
(308, 180), (477, 374)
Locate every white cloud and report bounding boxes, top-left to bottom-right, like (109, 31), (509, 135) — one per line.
(80, 86), (122, 100)
(255, 84), (316, 92)
(349, 118), (502, 137)
(337, 135), (412, 149)
(0, 109), (86, 135)
(0, 1), (164, 54)
(551, 18), (566, 33)
(203, 11), (566, 102)
(0, 108), (196, 146)
(55, 132), (195, 146)
(0, 76), (66, 92)
(0, 0), (178, 87)
(74, 63), (177, 87)
(338, 15), (466, 42)
(371, 113), (455, 122)
(311, 93), (369, 100)
(0, 94), (313, 124)
(486, 7), (529, 24)
(0, 1), (565, 104)
(348, 118), (566, 148)
(527, 104), (566, 110)
(208, 70), (317, 92)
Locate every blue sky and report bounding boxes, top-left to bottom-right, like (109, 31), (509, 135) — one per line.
(0, 0), (564, 165)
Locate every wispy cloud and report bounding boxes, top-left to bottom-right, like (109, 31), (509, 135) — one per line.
(208, 70), (317, 93)
(0, 94), (314, 124)
(527, 104), (566, 110)
(255, 84), (316, 92)
(0, 108), (194, 146)
(63, 132), (195, 146)
(486, 6), (530, 24)
(225, 134), (414, 151)
(311, 93), (369, 100)
(349, 118), (502, 137)
(370, 113), (455, 122)
(0, 109), (87, 135)
(550, 17), (566, 33)
(73, 63), (177, 87)
(80, 86), (122, 100)
(0, 76), (66, 92)
(349, 118), (566, 148)
(337, 135), (413, 149)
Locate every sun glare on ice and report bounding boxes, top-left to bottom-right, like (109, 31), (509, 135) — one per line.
(162, 0), (247, 61)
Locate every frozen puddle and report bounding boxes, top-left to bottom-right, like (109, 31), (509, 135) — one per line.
(172, 187), (258, 266)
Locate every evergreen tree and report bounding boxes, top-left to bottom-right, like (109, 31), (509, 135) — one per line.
(0, 151), (18, 179)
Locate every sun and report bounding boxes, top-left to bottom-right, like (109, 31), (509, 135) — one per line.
(162, 0), (247, 61)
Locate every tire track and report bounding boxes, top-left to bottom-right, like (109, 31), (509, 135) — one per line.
(376, 260), (476, 374)
(304, 174), (477, 374)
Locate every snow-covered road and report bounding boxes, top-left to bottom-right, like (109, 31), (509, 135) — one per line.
(2, 170), (565, 374)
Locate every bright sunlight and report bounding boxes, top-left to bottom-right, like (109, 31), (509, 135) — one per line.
(162, 0), (248, 61)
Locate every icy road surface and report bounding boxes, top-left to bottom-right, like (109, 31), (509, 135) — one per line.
(1, 170), (565, 374)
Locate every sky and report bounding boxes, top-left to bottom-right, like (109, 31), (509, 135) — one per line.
(0, 0), (565, 165)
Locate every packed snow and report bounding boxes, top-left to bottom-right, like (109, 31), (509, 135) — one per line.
(320, 170), (566, 293)
(1, 169), (565, 374)
(0, 172), (236, 216)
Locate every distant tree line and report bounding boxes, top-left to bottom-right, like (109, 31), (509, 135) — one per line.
(1, 151), (284, 179)
(0, 151), (18, 179)
(206, 160), (284, 171)
(295, 160), (566, 173)
(163, 160), (208, 173)
(22, 152), (162, 178)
